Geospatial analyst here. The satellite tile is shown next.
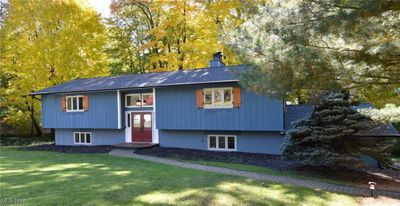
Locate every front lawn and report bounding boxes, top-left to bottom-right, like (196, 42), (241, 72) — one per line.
(0, 147), (357, 206)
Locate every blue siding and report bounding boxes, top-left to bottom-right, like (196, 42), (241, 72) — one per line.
(159, 130), (284, 154)
(360, 154), (379, 168)
(156, 83), (284, 131)
(42, 92), (118, 129)
(55, 129), (125, 145)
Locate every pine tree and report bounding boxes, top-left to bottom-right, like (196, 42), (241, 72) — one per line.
(281, 91), (394, 169)
(227, 0), (400, 106)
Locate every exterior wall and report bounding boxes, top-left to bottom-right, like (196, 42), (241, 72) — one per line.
(159, 130), (284, 154)
(42, 92), (119, 129)
(156, 83), (284, 131)
(55, 129), (125, 145)
(360, 154), (379, 168)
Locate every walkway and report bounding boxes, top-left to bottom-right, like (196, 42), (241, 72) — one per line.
(109, 149), (400, 199)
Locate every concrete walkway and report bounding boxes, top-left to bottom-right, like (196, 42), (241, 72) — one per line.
(109, 149), (400, 199)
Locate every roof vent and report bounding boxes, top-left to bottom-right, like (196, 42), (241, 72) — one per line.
(209, 52), (225, 67)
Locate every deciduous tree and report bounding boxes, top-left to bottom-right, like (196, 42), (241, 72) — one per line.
(107, 0), (252, 74)
(0, 0), (108, 134)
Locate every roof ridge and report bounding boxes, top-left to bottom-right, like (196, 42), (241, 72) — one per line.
(31, 64), (245, 95)
(74, 64), (244, 81)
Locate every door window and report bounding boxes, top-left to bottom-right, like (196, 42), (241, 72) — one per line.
(133, 114), (141, 128)
(143, 114), (152, 128)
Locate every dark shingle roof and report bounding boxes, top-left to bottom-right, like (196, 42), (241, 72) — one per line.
(284, 105), (313, 130)
(31, 65), (244, 95)
(284, 103), (399, 137)
(353, 124), (400, 137)
(352, 103), (400, 137)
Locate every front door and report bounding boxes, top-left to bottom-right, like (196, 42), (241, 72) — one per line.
(131, 112), (152, 143)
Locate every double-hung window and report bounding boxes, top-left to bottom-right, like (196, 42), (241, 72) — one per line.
(66, 96), (84, 112)
(73, 132), (91, 144)
(208, 135), (236, 151)
(203, 88), (232, 108)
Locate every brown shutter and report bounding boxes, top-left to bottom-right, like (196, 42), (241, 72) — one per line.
(83, 95), (89, 112)
(233, 87), (241, 108)
(196, 89), (203, 109)
(62, 96), (66, 112)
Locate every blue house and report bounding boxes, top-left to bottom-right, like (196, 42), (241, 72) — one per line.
(31, 53), (399, 156)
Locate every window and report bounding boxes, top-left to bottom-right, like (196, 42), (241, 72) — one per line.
(126, 113), (131, 127)
(142, 93), (153, 107)
(203, 88), (232, 108)
(208, 135), (236, 151)
(126, 94), (141, 107)
(73, 132), (91, 144)
(66, 96), (83, 112)
(126, 93), (154, 107)
(133, 114), (141, 128)
(143, 114), (152, 128)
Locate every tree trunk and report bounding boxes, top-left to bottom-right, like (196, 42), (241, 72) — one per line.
(27, 97), (42, 137)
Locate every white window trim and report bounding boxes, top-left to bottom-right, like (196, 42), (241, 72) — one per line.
(117, 90), (122, 129)
(126, 112), (131, 128)
(207, 135), (237, 151)
(66, 95), (84, 112)
(203, 87), (233, 109)
(73, 132), (92, 145)
(141, 93), (154, 108)
(125, 93), (154, 108)
(125, 111), (132, 143)
(125, 94), (141, 108)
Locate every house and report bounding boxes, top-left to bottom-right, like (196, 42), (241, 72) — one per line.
(31, 53), (399, 157)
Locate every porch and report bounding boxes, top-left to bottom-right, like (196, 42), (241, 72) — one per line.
(114, 142), (159, 149)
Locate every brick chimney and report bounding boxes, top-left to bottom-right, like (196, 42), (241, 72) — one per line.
(208, 52), (225, 67)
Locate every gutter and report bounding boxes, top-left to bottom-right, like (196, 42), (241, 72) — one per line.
(30, 80), (240, 96)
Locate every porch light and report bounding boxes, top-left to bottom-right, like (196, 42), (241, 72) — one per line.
(368, 182), (376, 197)
(136, 99), (141, 106)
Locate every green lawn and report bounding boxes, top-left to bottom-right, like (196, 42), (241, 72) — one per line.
(0, 148), (357, 206)
(187, 160), (348, 186)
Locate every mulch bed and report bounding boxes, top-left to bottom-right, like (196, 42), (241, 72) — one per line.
(135, 146), (302, 170)
(22, 144), (116, 154)
(136, 147), (400, 193)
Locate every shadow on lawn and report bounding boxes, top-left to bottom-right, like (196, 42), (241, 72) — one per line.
(0, 149), (346, 205)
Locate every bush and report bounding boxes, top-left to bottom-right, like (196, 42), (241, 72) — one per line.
(0, 134), (54, 146)
(392, 123), (400, 157)
(392, 139), (400, 157)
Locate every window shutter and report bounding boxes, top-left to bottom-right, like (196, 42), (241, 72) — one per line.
(62, 96), (66, 112)
(196, 89), (203, 109)
(233, 87), (241, 108)
(83, 96), (89, 112)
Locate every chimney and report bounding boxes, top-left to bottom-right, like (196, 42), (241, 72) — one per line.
(209, 52), (225, 67)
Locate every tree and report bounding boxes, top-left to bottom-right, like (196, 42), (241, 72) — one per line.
(281, 90), (394, 169)
(0, 0), (108, 135)
(227, 0), (400, 106)
(106, 0), (161, 74)
(106, 0), (252, 74)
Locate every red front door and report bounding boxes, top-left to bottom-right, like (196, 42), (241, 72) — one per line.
(131, 112), (152, 143)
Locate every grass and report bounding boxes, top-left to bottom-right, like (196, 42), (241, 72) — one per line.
(188, 160), (286, 176)
(186, 160), (350, 186)
(0, 147), (358, 206)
